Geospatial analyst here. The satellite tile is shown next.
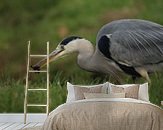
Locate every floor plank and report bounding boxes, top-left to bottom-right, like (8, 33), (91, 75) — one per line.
(0, 123), (14, 129)
(13, 123), (30, 130)
(22, 123), (38, 129)
(4, 123), (21, 130)
(0, 123), (6, 127)
(34, 123), (43, 127)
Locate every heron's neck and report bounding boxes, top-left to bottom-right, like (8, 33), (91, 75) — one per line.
(76, 39), (95, 71)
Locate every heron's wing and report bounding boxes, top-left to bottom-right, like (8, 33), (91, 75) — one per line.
(100, 29), (163, 67)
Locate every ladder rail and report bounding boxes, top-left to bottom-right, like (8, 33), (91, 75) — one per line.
(46, 42), (50, 115)
(24, 41), (30, 124)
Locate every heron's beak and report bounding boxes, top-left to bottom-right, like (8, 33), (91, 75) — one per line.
(31, 47), (65, 70)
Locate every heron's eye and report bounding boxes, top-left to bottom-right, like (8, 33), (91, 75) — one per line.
(60, 45), (65, 50)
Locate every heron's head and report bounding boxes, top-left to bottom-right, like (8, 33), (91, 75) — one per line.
(31, 36), (83, 70)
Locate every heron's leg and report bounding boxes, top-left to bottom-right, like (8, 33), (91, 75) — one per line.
(135, 68), (151, 84)
(132, 76), (137, 83)
(113, 77), (122, 84)
(112, 73), (124, 84)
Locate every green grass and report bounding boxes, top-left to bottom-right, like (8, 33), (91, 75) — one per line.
(0, 72), (162, 113)
(0, 72), (108, 113)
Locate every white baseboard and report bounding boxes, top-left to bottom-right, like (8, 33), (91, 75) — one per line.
(0, 113), (47, 123)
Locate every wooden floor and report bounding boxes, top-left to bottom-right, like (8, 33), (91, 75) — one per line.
(0, 113), (47, 130)
(0, 122), (43, 130)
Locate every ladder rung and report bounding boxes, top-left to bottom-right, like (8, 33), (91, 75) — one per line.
(27, 104), (47, 107)
(28, 89), (47, 91)
(30, 54), (47, 57)
(29, 70), (47, 73)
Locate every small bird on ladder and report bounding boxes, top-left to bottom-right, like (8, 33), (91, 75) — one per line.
(31, 19), (163, 83)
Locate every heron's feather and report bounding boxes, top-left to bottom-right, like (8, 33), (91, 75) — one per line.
(97, 19), (163, 67)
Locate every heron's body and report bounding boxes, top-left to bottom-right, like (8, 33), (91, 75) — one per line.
(32, 19), (163, 83)
(96, 19), (163, 80)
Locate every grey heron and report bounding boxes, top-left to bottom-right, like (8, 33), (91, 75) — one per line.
(31, 19), (163, 83)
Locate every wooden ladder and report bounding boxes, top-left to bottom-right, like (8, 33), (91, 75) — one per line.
(24, 41), (50, 124)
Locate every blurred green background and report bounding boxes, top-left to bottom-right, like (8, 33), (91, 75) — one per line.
(0, 0), (163, 113)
